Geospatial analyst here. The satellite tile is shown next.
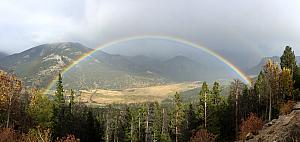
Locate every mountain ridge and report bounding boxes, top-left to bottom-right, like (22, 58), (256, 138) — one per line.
(0, 42), (240, 90)
(247, 56), (300, 75)
(0, 51), (8, 59)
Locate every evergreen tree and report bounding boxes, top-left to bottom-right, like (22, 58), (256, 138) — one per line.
(254, 71), (267, 117)
(182, 103), (198, 142)
(55, 73), (65, 105)
(138, 105), (147, 142)
(280, 46), (300, 89)
(52, 73), (66, 138)
(229, 79), (244, 140)
(124, 107), (134, 142)
(69, 89), (75, 110)
(152, 102), (162, 142)
(212, 81), (222, 106)
(279, 68), (294, 101)
(199, 82), (209, 128)
(170, 92), (184, 142)
(280, 46), (297, 74)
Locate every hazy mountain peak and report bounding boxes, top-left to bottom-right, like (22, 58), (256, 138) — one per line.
(167, 55), (193, 62)
(247, 56), (300, 75)
(0, 51), (8, 59)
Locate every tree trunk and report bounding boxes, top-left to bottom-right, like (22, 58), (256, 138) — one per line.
(175, 111), (178, 142)
(145, 105), (149, 142)
(131, 116), (133, 142)
(162, 108), (165, 134)
(138, 113), (141, 141)
(268, 88), (272, 122)
(204, 92), (207, 128)
(106, 114), (109, 142)
(235, 89), (239, 140)
(6, 95), (13, 128)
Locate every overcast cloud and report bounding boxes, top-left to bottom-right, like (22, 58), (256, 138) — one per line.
(0, 0), (300, 67)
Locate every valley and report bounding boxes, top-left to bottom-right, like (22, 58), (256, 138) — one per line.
(77, 81), (200, 105)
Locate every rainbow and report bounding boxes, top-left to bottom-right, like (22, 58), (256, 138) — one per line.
(44, 35), (252, 94)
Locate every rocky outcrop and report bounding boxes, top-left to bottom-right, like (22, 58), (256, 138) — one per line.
(247, 103), (300, 142)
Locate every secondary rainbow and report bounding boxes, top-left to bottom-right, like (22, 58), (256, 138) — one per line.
(45, 35), (252, 93)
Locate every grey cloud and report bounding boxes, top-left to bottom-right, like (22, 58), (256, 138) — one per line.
(0, 0), (299, 68)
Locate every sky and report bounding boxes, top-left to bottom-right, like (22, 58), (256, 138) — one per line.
(0, 0), (300, 68)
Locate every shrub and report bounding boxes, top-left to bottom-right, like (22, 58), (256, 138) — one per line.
(239, 113), (263, 140)
(280, 100), (296, 115)
(0, 128), (17, 142)
(189, 129), (216, 142)
(56, 134), (80, 142)
(0, 127), (52, 142)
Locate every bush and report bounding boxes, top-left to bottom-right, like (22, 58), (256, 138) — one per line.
(0, 127), (52, 142)
(189, 129), (216, 142)
(239, 113), (263, 140)
(56, 134), (80, 142)
(0, 128), (18, 142)
(280, 100), (296, 115)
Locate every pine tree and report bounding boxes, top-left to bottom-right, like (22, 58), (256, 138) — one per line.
(212, 82), (222, 106)
(182, 103), (198, 141)
(254, 71), (265, 114)
(69, 89), (75, 112)
(152, 102), (162, 142)
(280, 46), (300, 89)
(171, 92), (184, 142)
(229, 79), (244, 140)
(55, 73), (65, 105)
(145, 103), (154, 142)
(279, 68), (294, 101)
(199, 82), (209, 128)
(124, 107), (134, 142)
(280, 46), (297, 74)
(52, 73), (66, 138)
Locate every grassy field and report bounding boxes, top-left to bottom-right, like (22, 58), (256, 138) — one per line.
(77, 81), (201, 105)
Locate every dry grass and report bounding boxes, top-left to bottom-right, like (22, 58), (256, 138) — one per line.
(78, 82), (199, 105)
(280, 100), (296, 115)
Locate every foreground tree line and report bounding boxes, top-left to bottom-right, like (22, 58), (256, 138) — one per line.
(0, 46), (299, 142)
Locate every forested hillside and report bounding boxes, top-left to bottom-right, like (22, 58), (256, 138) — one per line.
(0, 46), (300, 141)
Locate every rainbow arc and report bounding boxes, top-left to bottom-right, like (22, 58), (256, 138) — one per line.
(45, 35), (252, 93)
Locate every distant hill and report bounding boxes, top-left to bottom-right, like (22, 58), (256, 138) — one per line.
(0, 52), (8, 59)
(160, 56), (209, 81)
(247, 56), (300, 75)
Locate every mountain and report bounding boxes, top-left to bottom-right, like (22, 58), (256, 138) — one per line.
(62, 50), (168, 90)
(0, 52), (8, 59)
(0, 42), (238, 90)
(247, 56), (300, 75)
(0, 42), (92, 87)
(0, 42), (169, 89)
(160, 56), (209, 81)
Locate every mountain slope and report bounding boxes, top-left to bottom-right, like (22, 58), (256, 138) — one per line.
(0, 42), (92, 87)
(247, 56), (300, 75)
(0, 43), (169, 89)
(160, 56), (209, 81)
(0, 42), (237, 90)
(0, 52), (8, 59)
(63, 52), (168, 90)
